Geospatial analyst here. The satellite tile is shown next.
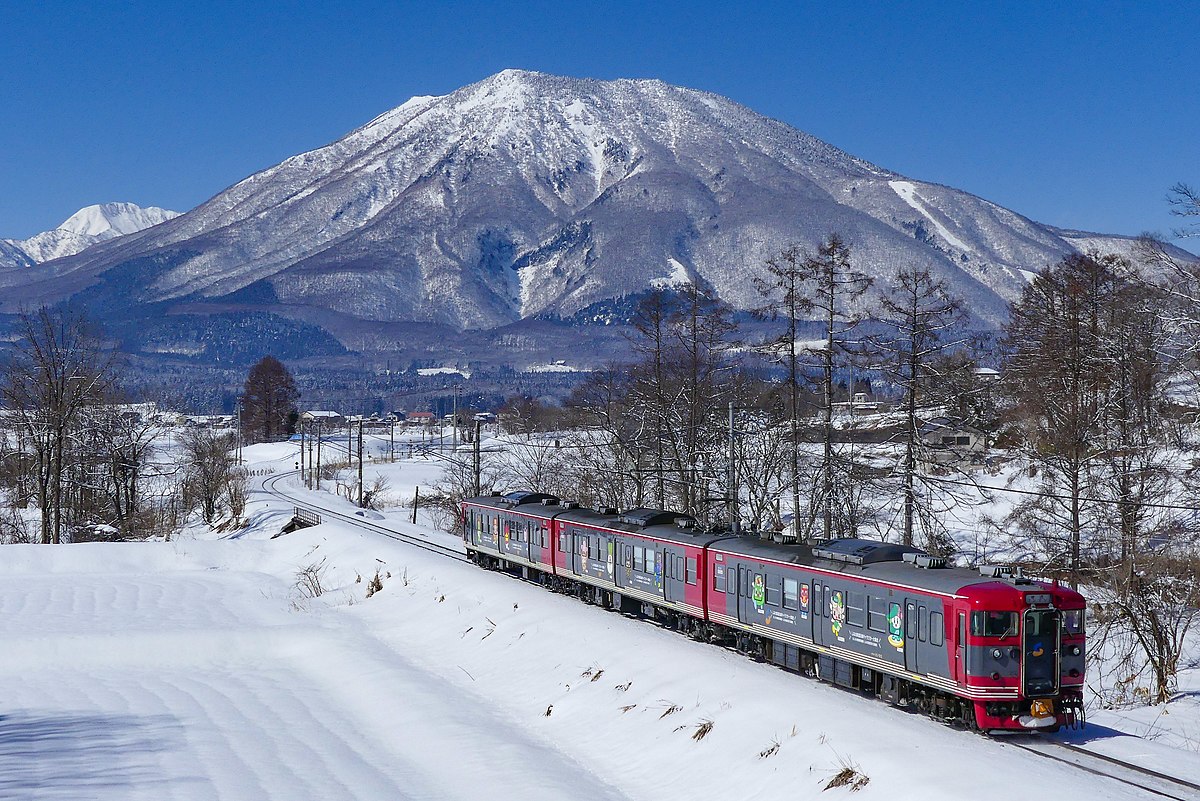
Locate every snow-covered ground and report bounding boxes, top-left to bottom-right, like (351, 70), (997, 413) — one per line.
(2, 439), (1199, 799)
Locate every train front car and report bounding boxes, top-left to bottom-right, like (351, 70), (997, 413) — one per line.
(960, 574), (1085, 732)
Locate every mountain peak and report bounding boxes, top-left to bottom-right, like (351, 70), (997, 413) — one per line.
(7, 202), (180, 264)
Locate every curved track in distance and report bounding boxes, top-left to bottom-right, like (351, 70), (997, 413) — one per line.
(261, 471), (468, 563)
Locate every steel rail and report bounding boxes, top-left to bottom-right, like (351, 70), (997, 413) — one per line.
(1004, 738), (1200, 800)
(261, 471), (468, 563)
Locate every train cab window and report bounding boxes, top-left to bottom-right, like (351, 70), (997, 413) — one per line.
(1063, 609), (1084, 635)
(930, 611), (944, 646)
(783, 579), (798, 610)
(847, 592), (866, 627)
(686, 558), (697, 585)
(867, 598), (887, 632)
(971, 611), (1018, 638)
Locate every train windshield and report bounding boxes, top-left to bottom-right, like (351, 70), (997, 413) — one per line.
(1062, 609), (1084, 635)
(971, 610), (1018, 638)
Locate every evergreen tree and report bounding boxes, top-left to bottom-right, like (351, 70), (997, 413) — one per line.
(239, 356), (299, 445)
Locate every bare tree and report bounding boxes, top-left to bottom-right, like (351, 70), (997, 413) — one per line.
(181, 428), (236, 525)
(802, 234), (873, 539)
(0, 307), (117, 543)
(874, 267), (968, 546)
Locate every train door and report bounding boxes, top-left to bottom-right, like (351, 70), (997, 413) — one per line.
(615, 541), (628, 588)
(1022, 609), (1061, 698)
(904, 598), (920, 673)
(811, 580), (823, 645)
(662, 549), (678, 603)
(736, 565), (750, 623)
(528, 520), (540, 565)
(955, 611), (966, 683)
(570, 528), (582, 575)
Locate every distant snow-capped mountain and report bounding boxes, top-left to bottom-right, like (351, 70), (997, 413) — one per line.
(4, 202), (179, 264)
(0, 70), (1191, 364)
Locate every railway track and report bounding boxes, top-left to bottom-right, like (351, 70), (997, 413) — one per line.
(1004, 737), (1200, 800)
(261, 471), (468, 563)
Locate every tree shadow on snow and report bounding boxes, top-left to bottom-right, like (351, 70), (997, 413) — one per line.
(0, 711), (195, 797)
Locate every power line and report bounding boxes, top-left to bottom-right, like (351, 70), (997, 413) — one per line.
(920, 473), (1200, 514)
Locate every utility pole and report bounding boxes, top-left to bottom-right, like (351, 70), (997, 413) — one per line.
(300, 424), (306, 481)
(452, 385), (460, 446)
(389, 418), (395, 463)
(727, 402), (740, 535)
(473, 419), (482, 497)
(358, 418), (364, 508)
(315, 418), (322, 491)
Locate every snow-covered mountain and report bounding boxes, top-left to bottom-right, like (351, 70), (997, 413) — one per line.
(4, 202), (179, 264)
(0, 70), (1191, 360)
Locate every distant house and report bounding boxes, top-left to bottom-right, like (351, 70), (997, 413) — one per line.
(300, 410), (345, 428)
(406, 411), (436, 426)
(919, 417), (986, 463)
(974, 367), (1000, 383)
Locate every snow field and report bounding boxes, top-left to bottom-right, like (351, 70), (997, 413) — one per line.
(2, 438), (1197, 799)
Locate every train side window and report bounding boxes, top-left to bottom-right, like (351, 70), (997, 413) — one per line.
(847, 591), (866, 627)
(766, 576), (781, 607)
(646, 549), (656, 574)
(542, 528), (548, 547)
(906, 603), (917, 639)
(783, 578), (798, 610)
(918, 606), (929, 642)
(686, 558), (697, 585)
(867, 598), (887, 632)
(1063, 609), (1084, 635)
(930, 611), (944, 646)
(558, 533), (566, 553)
(625, 546), (633, 569)
(714, 564), (726, 593)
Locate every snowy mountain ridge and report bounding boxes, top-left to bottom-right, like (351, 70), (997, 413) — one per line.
(3, 202), (179, 266)
(0, 70), (1192, 363)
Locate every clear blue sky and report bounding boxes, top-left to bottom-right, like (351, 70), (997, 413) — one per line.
(2, 1), (1195, 241)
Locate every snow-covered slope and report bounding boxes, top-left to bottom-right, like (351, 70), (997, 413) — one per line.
(3, 437), (1197, 799)
(0, 70), (1192, 350)
(7, 202), (179, 263)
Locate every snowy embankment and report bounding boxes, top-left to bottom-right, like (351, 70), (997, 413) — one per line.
(1, 441), (1197, 799)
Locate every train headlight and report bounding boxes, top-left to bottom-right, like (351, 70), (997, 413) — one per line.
(992, 648), (1003, 659)
(1070, 645), (1082, 656)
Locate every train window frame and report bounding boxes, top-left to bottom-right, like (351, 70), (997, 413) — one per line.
(783, 578), (798, 610)
(766, 576), (781, 607)
(971, 611), (1018, 638)
(847, 591), (866, 627)
(930, 611), (944, 646)
(686, 557), (697, 585)
(867, 598), (887, 632)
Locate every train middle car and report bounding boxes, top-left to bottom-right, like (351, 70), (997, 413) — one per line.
(460, 492), (1085, 733)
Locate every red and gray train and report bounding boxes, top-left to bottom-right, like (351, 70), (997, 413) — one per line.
(460, 491), (1086, 732)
